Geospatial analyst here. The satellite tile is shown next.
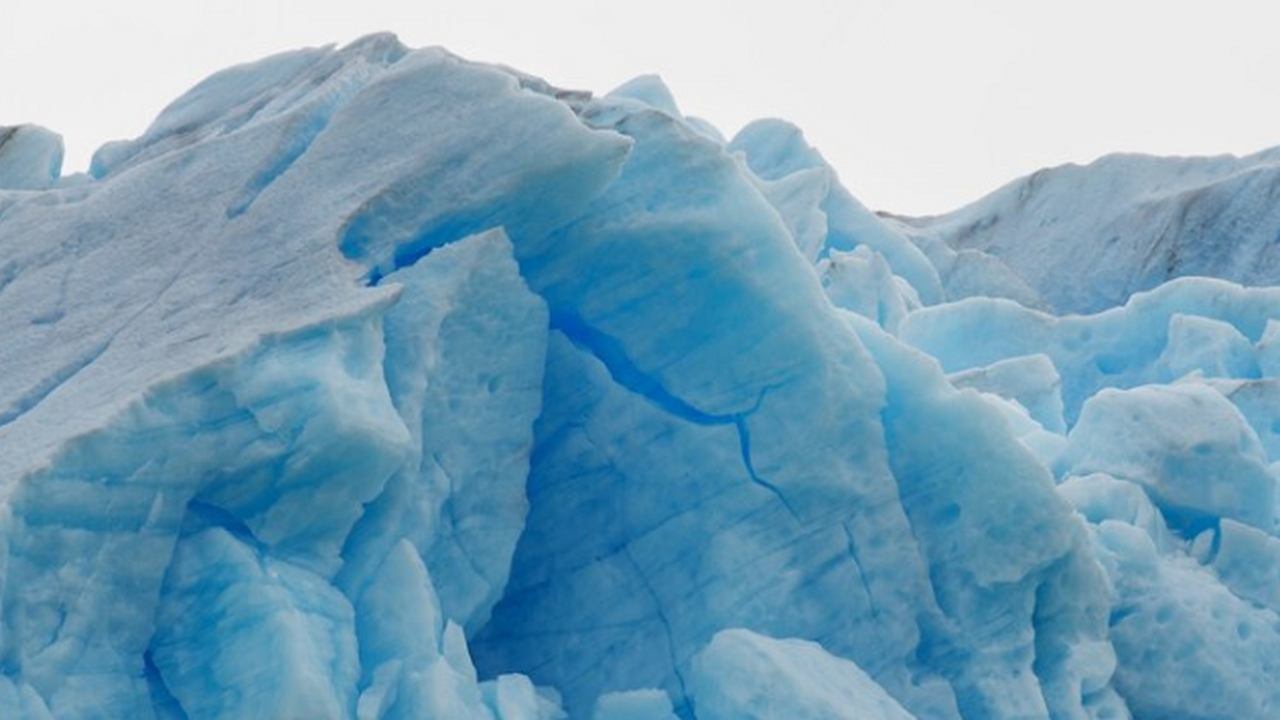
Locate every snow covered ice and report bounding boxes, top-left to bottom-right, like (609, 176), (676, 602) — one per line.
(1, 33), (1279, 719)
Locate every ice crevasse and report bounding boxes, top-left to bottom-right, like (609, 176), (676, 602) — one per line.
(0, 33), (1278, 720)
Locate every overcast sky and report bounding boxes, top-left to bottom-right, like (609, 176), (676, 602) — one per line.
(4, 1), (1279, 215)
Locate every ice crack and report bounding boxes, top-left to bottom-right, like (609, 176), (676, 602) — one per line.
(551, 311), (797, 518)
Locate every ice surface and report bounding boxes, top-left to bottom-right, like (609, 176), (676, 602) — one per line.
(3, 32), (1280, 720)
(690, 629), (917, 720)
(592, 690), (679, 720)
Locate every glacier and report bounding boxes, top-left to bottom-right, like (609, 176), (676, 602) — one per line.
(1, 32), (1279, 720)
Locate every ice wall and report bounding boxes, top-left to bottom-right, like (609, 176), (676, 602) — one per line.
(1, 32), (1278, 720)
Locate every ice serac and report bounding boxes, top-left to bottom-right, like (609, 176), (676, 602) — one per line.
(0, 126), (64, 191)
(1156, 313), (1259, 380)
(472, 90), (1117, 720)
(348, 541), (552, 720)
(729, 119), (943, 303)
(947, 353), (1066, 434)
(0, 35), (612, 719)
(151, 527), (361, 720)
(818, 247), (922, 334)
(1049, 366), (1280, 720)
(339, 228), (549, 634)
(472, 95), (957, 717)
(848, 316), (1119, 720)
(3, 303), (408, 719)
(901, 277), (1280, 423)
(1062, 383), (1274, 532)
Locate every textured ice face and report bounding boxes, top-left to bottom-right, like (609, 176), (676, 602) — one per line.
(902, 277), (1280, 423)
(1063, 383), (1274, 532)
(0, 37), (607, 719)
(896, 149), (1280, 314)
(2, 32), (1280, 720)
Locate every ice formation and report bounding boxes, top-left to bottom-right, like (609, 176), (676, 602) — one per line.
(894, 149), (1280, 314)
(1, 33), (1279, 720)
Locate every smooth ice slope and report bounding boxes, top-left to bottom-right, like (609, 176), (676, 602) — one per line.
(896, 149), (1280, 313)
(3, 32), (1280, 720)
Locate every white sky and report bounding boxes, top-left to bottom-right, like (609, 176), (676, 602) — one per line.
(3, 0), (1279, 215)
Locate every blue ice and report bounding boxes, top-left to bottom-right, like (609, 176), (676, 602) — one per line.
(1, 32), (1279, 720)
